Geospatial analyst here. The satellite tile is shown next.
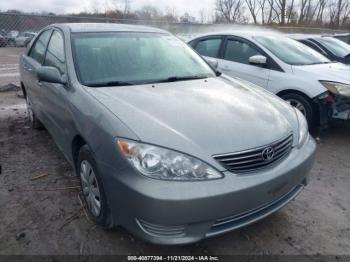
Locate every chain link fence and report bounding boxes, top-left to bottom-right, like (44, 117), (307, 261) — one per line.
(0, 12), (348, 88)
(1, 11), (349, 39)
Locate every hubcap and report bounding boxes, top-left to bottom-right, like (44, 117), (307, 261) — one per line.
(80, 160), (101, 217)
(286, 99), (306, 116)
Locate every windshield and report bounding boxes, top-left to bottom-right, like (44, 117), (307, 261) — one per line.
(255, 36), (330, 65)
(315, 37), (350, 58)
(71, 32), (215, 86)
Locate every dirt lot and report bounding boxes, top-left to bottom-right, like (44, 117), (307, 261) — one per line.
(0, 48), (22, 87)
(0, 47), (350, 256)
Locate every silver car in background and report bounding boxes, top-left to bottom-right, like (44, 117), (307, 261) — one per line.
(20, 23), (316, 245)
(14, 32), (36, 47)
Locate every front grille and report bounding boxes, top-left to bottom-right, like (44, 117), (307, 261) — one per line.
(213, 134), (293, 173)
(136, 219), (185, 238)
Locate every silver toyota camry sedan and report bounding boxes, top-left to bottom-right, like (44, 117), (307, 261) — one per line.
(19, 23), (316, 245)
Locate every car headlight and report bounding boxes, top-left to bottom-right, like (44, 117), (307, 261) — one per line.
(117, 139), (223, 181)
(320, 81), (350, 97)
(295, 108), (309, 148)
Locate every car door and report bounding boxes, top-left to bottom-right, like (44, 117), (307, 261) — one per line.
(22, 29), (53, 121)
(218, 37), (270, 89)
(40, 29), (71, 154)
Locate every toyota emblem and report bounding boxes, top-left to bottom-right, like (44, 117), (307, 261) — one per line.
(262, 147), (275, 161)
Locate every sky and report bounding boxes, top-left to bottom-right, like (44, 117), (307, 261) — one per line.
(0, 0), (215, 19)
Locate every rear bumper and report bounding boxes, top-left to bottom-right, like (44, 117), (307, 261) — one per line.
(101, 136), (316, 245)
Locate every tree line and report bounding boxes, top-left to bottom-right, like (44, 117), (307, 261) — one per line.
(215, 0), (350, 29)
(1, 0), (349, 29)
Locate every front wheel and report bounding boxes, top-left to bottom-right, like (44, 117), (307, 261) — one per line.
(280, 93), (315, 127)
(77, 145), (113, 228)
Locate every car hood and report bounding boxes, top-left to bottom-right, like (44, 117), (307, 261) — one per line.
(292, 62), (350, 84)
(87, 77), (298, 166)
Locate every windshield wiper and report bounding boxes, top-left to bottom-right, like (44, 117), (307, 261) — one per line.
(87, 81), (134, 87)
(152, 75), (209, 84)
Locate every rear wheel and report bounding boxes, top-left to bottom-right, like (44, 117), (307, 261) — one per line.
(25, 96), (43, 129)
(280, 93), (314, 127)
(77, 145), (113, 228)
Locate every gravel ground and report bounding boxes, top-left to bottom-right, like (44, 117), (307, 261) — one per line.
(0, 48), (22, 87)
(0, 47), (349, 256)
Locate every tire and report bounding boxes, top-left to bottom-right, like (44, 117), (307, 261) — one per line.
(77, 145), (113, 228)
(25, 96), (43, 129)
(280, 93), (314, 127)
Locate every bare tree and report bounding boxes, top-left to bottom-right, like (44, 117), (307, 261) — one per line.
(257, 0), (275, 25)
(273, 0), (287, 25)
(124, 0), (131, 14)
(245, 0), (259, 24)
(164, 6), (178, 22)
(256, 0), (267, 24)
(299, 0), (307, 24)
(266, 0), (276, 24)
(315, 0), (327, 24)
(199, 9), (207, 23)
(286, 0), (295, 24)
(327, 0), (348, 28)
(340, 1), (350, 25)
(136, 5), (161, 20)
(215, 0), (246, 23)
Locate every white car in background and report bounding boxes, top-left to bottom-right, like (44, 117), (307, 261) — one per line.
(188, 32), (350, 127)
(14, 32), (36, 47)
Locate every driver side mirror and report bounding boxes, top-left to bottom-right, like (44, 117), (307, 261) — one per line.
(249, 55), (267, 66)
(37, 66), (66, 85)
(205, 57), (219, 70)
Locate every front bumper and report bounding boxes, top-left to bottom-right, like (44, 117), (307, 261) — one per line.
(317, 93), (350, 124)
(331, 94), (350, 121)
(100, 136), (316, 245)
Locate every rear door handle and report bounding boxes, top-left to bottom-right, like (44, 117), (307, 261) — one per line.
(36, 80), (42, 87)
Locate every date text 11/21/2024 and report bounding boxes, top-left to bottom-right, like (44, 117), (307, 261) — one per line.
(127, 256), (220, 261)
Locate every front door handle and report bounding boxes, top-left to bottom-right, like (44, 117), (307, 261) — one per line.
(36, 80), (42, 87)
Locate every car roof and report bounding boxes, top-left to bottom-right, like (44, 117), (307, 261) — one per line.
(334, 33), (350, 36)
(49, 23), (168, 34)
(188, 30), (288, 42)
(289, 34), (339, 42)
(288, 33), (321, 40)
